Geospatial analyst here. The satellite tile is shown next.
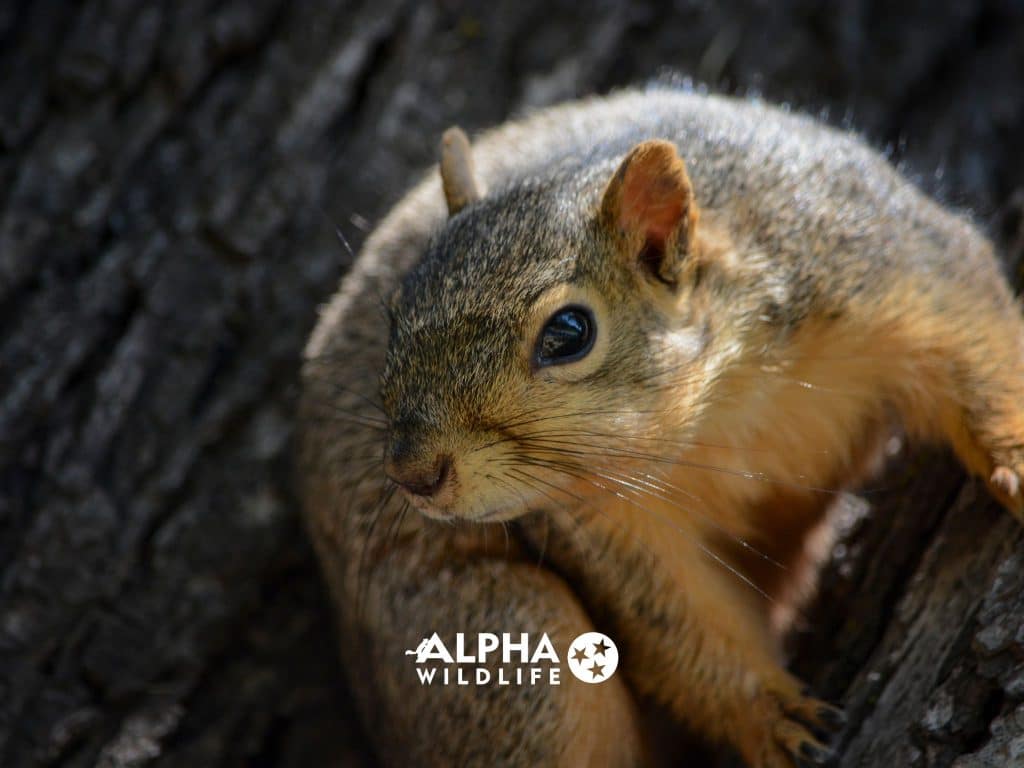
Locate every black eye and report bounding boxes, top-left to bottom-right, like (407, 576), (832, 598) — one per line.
(535, 305), (596, 367)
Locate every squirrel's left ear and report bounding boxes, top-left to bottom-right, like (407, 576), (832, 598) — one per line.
(600, 140), (699, 287)
(440, 126), (483, 216)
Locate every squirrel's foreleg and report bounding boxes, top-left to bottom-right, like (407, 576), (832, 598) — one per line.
(864, 265), (1024, 519)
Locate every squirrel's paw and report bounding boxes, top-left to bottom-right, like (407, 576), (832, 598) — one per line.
(988, 463), (1024, 519)
(739, 677), (844, 768)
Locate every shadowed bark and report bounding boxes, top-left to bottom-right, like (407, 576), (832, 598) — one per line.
(1, 1), (1022, 766)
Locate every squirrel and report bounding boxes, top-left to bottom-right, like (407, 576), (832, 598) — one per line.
(298, 86), (1024, 767)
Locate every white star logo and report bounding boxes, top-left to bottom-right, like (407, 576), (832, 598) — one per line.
(566, 632), (619, 684)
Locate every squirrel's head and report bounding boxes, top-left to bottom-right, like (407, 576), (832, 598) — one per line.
(380, 128), (740, 521)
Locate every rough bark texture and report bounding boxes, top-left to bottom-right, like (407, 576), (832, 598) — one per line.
(2, 1), (1023, 766)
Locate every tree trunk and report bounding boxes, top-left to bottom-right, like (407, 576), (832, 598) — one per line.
(2, 1), (1022, 766)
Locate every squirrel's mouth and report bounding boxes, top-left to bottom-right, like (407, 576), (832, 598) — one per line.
(396, 469), (543, 523)
(386, 440), (567, 523)
(402, 490), (453, 519)
(404, 492), (530, 524)
(471, 504), (534, 523)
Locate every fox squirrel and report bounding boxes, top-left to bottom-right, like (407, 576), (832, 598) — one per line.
(298, 87), (1024, 767)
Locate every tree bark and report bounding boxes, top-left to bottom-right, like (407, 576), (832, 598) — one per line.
(1, 1), (1022, 766)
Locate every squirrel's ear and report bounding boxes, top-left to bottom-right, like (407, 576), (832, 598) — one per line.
(600, 140), (699, 286)
(440, 126), (483, 216)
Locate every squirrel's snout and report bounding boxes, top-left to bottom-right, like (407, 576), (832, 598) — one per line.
(385, 446), (453, 500)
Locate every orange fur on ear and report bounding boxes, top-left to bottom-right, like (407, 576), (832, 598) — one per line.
(601, 140), (699, 284)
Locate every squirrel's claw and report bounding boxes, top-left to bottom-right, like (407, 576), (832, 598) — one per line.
(977, 457), (1024, 522)
(990, 465), (1020, 497)
(796, 741), (839, 768)
(740, 677), (844, 768)
(772, 718), (833, 767)
(989, 464), (1024, 518)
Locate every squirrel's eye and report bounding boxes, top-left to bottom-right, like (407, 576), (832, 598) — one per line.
(535, 305), (595, 367)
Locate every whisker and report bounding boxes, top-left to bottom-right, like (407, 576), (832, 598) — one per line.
(514, 436), (838, 495)
(303, 373), (387, 415)
(498, 407), (669, 434)
(505, 464), (659, 566)
(535, 511), (551, 569)
(305, 407), (388, 431)
(589, 463), (786, 572)
(485, 472), (531, 518)
(355, 480), (398, 621)
(511, 426), (832, 457)
(509, 455), (775, 604)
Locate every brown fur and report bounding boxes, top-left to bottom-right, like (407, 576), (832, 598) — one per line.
(298, 88), (1024, 767)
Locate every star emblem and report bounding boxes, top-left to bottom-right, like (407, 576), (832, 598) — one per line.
(566, 631), (619, 684)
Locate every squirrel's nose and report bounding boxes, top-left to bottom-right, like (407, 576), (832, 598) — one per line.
(385, 448), (453, 498)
